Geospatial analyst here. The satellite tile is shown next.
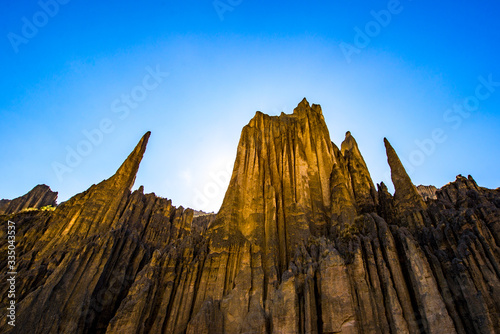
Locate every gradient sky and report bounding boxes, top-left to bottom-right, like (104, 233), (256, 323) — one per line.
(1, 0), (499, 212)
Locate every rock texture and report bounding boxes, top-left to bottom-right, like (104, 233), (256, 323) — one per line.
(1, 99), (499, 334)
(416, 185), (438, 200)
(0, 184), (57, 215)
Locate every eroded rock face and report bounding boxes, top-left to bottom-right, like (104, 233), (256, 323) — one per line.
(0, 184), (57, 215)
(417, 185), (438, 200)
(1, 100), (499, 334)
(213, 98), (345, 278)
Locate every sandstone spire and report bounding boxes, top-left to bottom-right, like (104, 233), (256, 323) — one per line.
(214, 99), (336, 275)
(384, 138), (426, 211)
(110, 131), (151, 191)
(341, 131), (378, 212)
(37, 131), (152, 250)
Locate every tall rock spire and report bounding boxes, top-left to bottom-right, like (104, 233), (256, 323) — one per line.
(214, 99), (337, 275)
(341, 131), (378, 212)
(110, 131), (151, 191)
(384, 138), (426, 212)
(38, 131), (152, 250)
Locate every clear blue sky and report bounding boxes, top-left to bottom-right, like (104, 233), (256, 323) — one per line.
(1, 0), (499, 212)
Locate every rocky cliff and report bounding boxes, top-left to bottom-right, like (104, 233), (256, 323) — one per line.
(1, 99), (499, 334)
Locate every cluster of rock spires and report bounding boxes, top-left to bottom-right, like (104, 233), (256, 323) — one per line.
(1, 98), (499, 334)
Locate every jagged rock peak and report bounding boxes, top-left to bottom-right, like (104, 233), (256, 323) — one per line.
(112, 131), (151, 191)
(248, 98), (323, 129)
(293, 97), (323, 116)
(416, 185), (438, 200)
(341, 131), (378, 212)
(40, 131), (152, 244)
(341, 131), (368, 168)
(384, 137), (426, 211)
(341, 131), (363, 159)
(0, 184), (58, 215)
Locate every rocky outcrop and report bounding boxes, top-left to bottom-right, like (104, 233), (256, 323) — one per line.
(0, 184), (57, 214)
(1, 99), (499, 334)
(417, 185), (438, 200)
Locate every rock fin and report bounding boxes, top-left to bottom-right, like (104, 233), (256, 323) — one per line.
(384, 138), (426, 211)
(111, 131), (151, 191)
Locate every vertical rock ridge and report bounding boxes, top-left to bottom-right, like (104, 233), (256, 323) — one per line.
(213, 100), (337, 278)
(329, 143), (357, 229)
(341, 131), (378, 213)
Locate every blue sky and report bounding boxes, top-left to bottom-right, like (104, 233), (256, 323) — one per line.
(1, 0), (499, 212)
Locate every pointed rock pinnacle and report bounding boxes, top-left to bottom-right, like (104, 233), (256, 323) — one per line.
(113, 131), (151, 191)
(384, 138), (426, 211)
(341, 131), (377, 212)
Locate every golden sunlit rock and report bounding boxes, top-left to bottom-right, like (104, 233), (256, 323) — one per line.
(1, 100), (499, 334)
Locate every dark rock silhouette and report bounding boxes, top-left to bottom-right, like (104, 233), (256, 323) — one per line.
(1, 100), (499, 333)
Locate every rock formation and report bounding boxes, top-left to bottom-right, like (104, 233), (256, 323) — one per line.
(1, 99), (499, 334)
(416, 185), (438, 200)
(0, 184), (57, 215)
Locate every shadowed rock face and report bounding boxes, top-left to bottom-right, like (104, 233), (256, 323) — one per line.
(1, 100), (499, 334)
